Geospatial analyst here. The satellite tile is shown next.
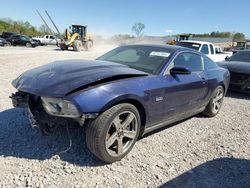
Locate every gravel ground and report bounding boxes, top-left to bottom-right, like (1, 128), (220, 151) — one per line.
(0, 45), (249, 188)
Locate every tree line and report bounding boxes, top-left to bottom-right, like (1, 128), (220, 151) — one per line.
(190, 31), (246, 41)
(0, 18), (50, 37)
(0, 19), (247, 42)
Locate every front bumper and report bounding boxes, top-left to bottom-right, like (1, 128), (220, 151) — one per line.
(229, 72), (250, 93)
(10, 91), (97, 133)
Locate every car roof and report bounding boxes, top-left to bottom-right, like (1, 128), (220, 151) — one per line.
(237, 50), (250, 52)
(178, 40), (214, 45)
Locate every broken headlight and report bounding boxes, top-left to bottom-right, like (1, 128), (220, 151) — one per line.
(41, 97), (80, 118)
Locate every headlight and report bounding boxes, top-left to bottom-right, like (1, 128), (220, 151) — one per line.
(0, 39), (2, 42)
(41, 97), (80, 118)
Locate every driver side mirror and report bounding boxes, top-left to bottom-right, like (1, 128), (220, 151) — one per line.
(225, 56), (229, 61)
(170, 66), (191, 75)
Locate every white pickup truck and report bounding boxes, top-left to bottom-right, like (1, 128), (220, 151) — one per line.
(32, 35), (60, 45)
(176, 40), (233, 62)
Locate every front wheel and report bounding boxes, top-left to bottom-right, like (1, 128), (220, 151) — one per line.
(59, 43), (68, 50)
(203, 85), (224, 117)
(86, 103), (141, 163)
(26, 42), (32, 48)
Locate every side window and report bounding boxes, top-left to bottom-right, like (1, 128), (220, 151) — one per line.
(200, 44), (209, 55)
(45, 36), (49, 39)
(172, 52), (204, 72)
(49, 36), (54, 39)
(209, 44), (215, 54)
(20, 36), (27, 41)
(204, 56), (218, 70)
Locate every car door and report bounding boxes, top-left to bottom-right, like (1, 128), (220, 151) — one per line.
(49, 36), (56, 45)
(162, 52), (209, 120)
(20, 36), (28, 45)
(11, 36), (20, 45)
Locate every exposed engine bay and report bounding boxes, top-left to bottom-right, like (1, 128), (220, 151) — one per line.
(10, 91), (84, 135)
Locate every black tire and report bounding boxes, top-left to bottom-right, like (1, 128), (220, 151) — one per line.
(5, 42), (11, 47)
(26, 42), (32, 48)
(86, 103), (141, 163)
(84, 41), (93, 51)
(73, 40), (83, 51)
(202, 85), (224, 117)
(60, 43), (68, 50)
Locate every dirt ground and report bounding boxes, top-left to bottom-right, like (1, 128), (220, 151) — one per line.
(0, 45), (249, 188)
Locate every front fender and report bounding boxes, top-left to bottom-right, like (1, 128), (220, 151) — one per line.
(65, 82), (147, 114)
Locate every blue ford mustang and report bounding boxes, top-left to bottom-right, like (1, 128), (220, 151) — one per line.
(11, 44), (230, 162)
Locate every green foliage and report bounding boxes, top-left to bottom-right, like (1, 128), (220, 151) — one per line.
(191, 31), (233, 38)
(233, 32), (246, 41)
(132, 22), (145, 37)
(0, 18), (49, 37)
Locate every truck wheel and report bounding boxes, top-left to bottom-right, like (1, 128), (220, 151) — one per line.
(202, 85), (224, 117)
(84, 41), (93, 51)
(5, 42), (11, 46)
(86, 103), (141, 163)
(73, 40), (83, 51)
(60, 43), (68, 50)
(26, 42), (32, 48)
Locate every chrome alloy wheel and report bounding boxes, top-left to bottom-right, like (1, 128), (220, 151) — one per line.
(212, 87), (224, 114)
(105, 111), (138, 157)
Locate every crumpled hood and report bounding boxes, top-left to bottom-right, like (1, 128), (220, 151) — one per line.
(12, 59), (148, 97)
(218, 61), (250, 74)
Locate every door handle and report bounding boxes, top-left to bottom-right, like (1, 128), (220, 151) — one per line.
(201, 77), (207, 84)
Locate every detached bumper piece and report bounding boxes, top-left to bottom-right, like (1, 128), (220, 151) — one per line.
(10, 91), (29, 107)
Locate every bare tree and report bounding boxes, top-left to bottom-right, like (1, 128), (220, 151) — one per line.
(132, 22), (145, 37)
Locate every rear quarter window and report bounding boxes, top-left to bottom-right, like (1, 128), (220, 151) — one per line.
(204, 57), (218, 70)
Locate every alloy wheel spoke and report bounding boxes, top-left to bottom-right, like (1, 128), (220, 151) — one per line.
(216, 93), (223, 101)
(113, 116), (122, 129)
(215, 102), (220, 109)
(121, 113), (135, 129)
(117, 137), (123, 155)
(106, 132), (118, 148)
(123, 130), (136, 139)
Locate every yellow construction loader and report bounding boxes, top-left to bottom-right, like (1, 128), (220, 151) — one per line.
(37, 10), (93, 51)
(60, 25), (93, 51)
(166, 34), (192, 45)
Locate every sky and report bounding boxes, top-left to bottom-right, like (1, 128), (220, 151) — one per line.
(0, 0), (250, 38)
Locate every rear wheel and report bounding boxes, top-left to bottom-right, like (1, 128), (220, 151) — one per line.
(86, 103), (141, 163)
(84, 41), (93, 51)
(203, 86), (224, 117)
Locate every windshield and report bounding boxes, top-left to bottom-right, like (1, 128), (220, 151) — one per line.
(229, 51), (250, 63)
(97, 45), (173, 74)
(176, 42), (201, 51)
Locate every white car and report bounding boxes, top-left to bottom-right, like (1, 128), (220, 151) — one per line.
(33, 35), (60, 46)
(176, 40), (233, 62)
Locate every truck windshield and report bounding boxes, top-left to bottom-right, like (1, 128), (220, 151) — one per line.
(176, 42), (201, 51)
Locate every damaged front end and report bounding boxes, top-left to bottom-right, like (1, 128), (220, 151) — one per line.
(10, 91), (95, 135)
